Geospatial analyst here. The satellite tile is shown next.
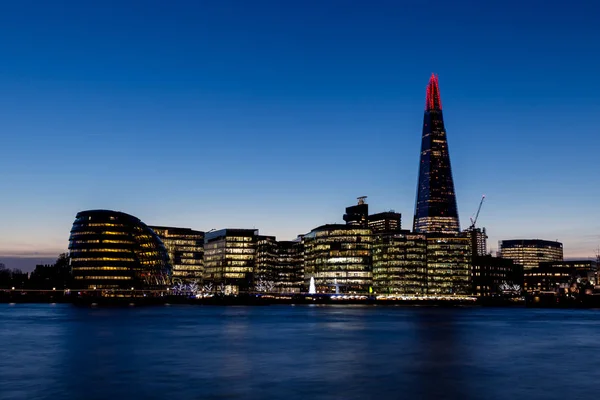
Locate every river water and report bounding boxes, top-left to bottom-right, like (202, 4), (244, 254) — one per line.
(0, 304), (598, 400)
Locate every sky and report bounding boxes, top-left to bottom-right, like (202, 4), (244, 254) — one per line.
(1, 0), (599, 271)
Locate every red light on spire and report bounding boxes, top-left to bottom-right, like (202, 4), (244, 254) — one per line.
(425, 73), (442, 111)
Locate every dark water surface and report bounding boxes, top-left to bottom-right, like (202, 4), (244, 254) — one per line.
(0, 305), (598, 400)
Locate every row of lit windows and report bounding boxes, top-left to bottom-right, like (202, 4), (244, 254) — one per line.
(71, 231), (128, 237)
(177, 259), (203, 265)
(74, 276), (132, 280)
(82, 223), (126, 228)
(72, 266), (129, 271)
(374, 253), (425, 260)
(72, 257), (135, 262)
(70, 248), (130, 253)
(172, 265), (202, 270)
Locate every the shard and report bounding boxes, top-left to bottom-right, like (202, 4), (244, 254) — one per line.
(413, 74), (460, 233)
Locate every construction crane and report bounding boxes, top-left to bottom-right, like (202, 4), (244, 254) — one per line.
(469, 195), (486, 230)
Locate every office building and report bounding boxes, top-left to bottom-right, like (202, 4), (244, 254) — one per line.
(472, 255), (523, 297)
(499, 239), (563, 270)
(303, 224), (372, 293)
(368, 211), (402, 234)
(204, 229), (258, 294)
(413, 74), (461, 233)
(274, 240), (304, 293)
(467, 227), (488, 257)
(254, 236), (305, 293)
(372, 231), (427, 294)
(538, 260), (597, 271)
(255, 235), (278, 290)
(524, 260), (597, 293)
(426, 233), (471, 294)
(150, 226), (204, 284)
(343, 197), (369, 228)
(68, 210), (171, 290)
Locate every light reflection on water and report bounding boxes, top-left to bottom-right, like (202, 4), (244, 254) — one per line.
(0, 305), (599, 399)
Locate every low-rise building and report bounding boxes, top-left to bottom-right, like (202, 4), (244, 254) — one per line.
(472, 255), (523, 297)
(524, 260), (597, 293)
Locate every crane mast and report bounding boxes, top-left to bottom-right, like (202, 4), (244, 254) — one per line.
(469, 195), (486, 230)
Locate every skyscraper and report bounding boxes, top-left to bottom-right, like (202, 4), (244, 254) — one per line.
(413, 74), (460, 233)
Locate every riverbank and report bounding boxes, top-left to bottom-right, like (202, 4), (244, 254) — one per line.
(4, 290), (600, 308)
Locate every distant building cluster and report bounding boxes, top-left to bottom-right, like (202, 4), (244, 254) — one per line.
(63, 74), (597, 297)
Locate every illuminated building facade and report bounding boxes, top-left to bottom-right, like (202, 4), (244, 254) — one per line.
(472, 255), (523, 297)
(303, 224), (372, 293)
(426, 233), (471, 294)
(499, 239), (563, 270)
(68, 210), (171, 289)
(368, 212), (402, 234)
(204, 229), (258, 293)
(413, 74), (460, 233)
(150, 226), (204, 284)
(372, 231), (427, 294)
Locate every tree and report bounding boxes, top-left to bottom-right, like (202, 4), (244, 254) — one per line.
(29, 253), (71, 289)
(255, 276), (275, 293)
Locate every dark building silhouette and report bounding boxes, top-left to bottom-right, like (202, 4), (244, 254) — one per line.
(372, 231), (427, 294)
(524, 260), (597, 293)
(150, 226), (204, 284)
(368, 211), (402, 234)
(203, 228), (258, 293)
(413, 74), (460, 233)
(472, 255), (523, 297)
(467, 227), (488, 257)
(274, 240), (304, 293)
(343, 196), (369, 227)
(254, 236), (304, 293)
(499, 239), (563, 270)
(255, 235), (278, 290)
(68, 210), (171, 289)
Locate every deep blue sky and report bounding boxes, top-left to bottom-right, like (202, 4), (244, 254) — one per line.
(1, 0), (599, 269)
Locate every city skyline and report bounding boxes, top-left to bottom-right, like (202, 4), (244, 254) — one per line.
(1, 1), (600, 270)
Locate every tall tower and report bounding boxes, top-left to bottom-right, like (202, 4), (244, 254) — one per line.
(413, 74), (460, 233)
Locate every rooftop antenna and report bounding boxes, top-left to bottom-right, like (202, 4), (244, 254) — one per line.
(357, 196), (367, 205)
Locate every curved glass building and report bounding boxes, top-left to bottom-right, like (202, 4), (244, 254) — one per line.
(499, 239), (563, 270)
(303, 224), (372, 293)
(69, 210), (171, 289)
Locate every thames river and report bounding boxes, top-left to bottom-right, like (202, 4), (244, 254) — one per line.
(0, 304), (598, 400)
